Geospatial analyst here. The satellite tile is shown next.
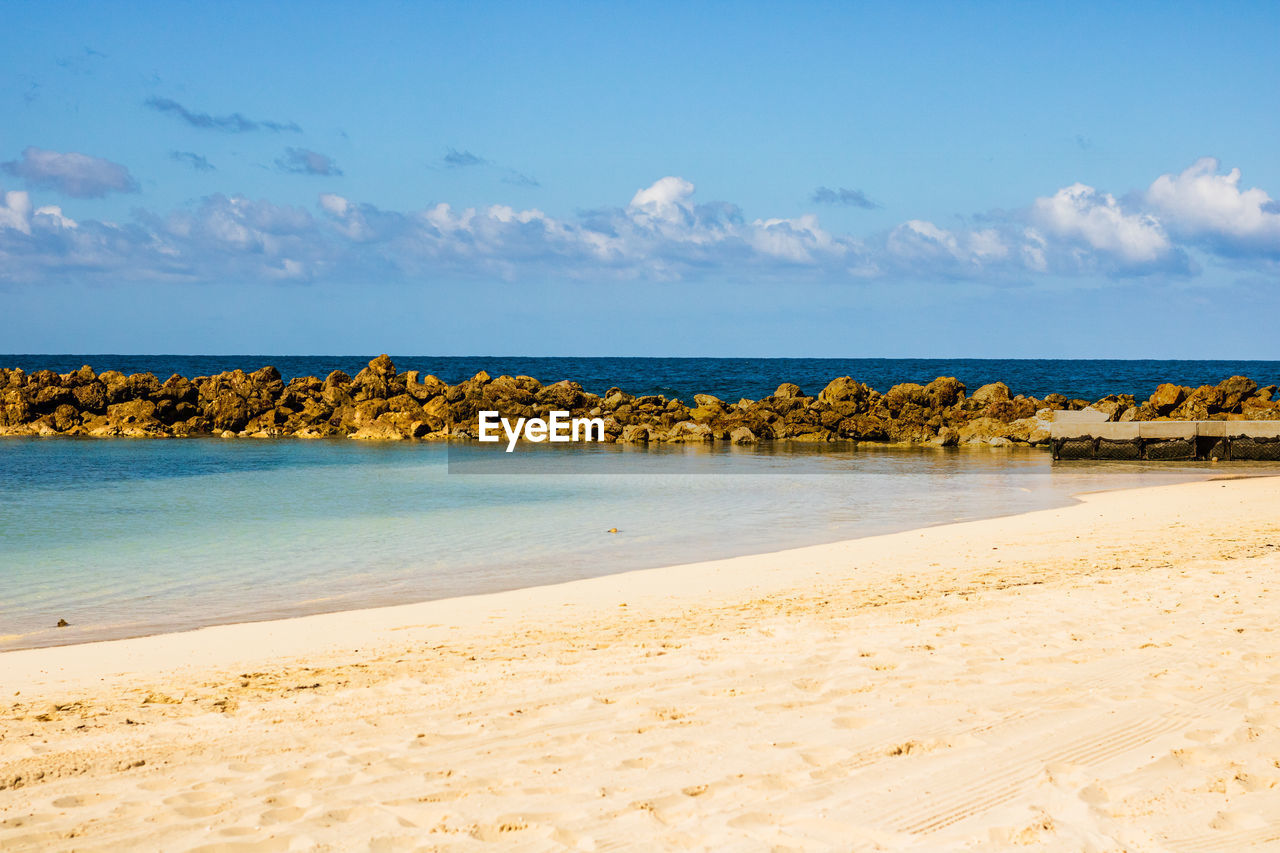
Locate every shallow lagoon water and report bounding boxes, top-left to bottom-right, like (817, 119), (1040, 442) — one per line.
(0, 438), (1273, 650)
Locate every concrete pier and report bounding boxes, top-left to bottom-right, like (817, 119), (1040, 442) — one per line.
(1051, 413), (1280, 460)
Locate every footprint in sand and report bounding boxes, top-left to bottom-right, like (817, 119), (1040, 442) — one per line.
(619, 756), (655, 769)
(51, 795), (89, 808)
(832, 715), (872, 730)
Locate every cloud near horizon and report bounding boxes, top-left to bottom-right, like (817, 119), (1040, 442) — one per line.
(1, 158), (1276, 285)
(1, 147), (139, 199)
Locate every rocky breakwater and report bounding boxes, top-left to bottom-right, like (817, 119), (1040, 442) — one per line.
(2, 356), (1278, 447)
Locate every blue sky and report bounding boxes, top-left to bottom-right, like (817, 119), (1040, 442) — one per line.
(2, 1), (1279, 356)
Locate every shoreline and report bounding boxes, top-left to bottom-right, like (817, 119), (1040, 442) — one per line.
(2, 462), (1259, 655)
(4, 476), (1280, 849)
(2, 473), (1274, 686)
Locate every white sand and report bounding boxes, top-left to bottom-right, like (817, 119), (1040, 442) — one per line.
(3, 475), (1280, 851)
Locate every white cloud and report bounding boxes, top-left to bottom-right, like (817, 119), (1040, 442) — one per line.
(34, 205), (78, 229)
(628, 176), (696, 225)
(1, 160), (1275, 285)
(1032, 183), (1171, 267)
(884, 220), (1013, 274)
(1145, 157), (1280, 256)
(0, 190), (33, 234)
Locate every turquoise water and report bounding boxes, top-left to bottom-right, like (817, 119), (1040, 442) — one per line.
(0, 438), (1272, 650)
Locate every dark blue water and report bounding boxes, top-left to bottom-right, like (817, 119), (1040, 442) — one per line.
(4, 355), (1280, 403)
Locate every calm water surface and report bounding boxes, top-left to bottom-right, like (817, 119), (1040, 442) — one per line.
(2, 438), (1272, 651)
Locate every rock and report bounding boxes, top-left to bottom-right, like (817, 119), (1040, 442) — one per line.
(665, 421), (713, 443)
(404, 371), (448, 402)
(32, 385), (74, 412)
(958, 417), (1011, 443)
(322, 372), (353, 408)
(818, 377), (871, 406)
(1170, 385), (1222, 420)
(1217, 376), (1258, 411)
(1007, 416), (1051, 443)
(773, 383), (803, 399)
(68, 381), (107, 413)
(836, 414), (889, 441)
(538, 380), (586, 409)
(352, 361), (394, 400)
(925, 376), (966, 408)
(367, 354), (397, 377)
(983, 398), (1038, 422)
(101, 400), (166, 436)
(1148, 383), (1188, 415)
(729, 426), (757, 444)
(1088, 395), (1136, 421)
(1043, 393), (1069, 409)
(619, 424), (649, 443)
(693, 393), (724, 409)
(881, 383), (930, 413)
(248, 366), (284, 398)
(66, 365), (96, 386)
(51, 404), (81, 432)
(156, 375), (198, 405)
(1241, 395), (1280, 420)
(930, 426), (960, 447)
(56, 618), (69, 628)
(970, 382), (1011, 407)
(205, 392), (252, 432)
(125, 372), (162, 400)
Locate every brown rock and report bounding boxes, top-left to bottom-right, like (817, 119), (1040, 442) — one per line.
(156, 375), (198, 405)
(538, 380), (586, 409)
(836, 414), (889, 441)
(773, 382), (803, 399)
(958, 417), (1012, 443)
(104, 400), (166, 436)
(665, 421), (713, 442)
(1148, 383), (1188, 415)
(818, 377), (872, 406)
(881, 382), (930, 413)
(925, 376), (966, 409)
(930, 426), (960, 447)
(367, 354), (397, 378)
(1043, 393), (1068, 410)
(1216, 376), (1258, 411)
(205, 392), (252, 432)
(970, 382), (1011, 407)
(619, 424), (650, 444)
(404, 371), (448, 402)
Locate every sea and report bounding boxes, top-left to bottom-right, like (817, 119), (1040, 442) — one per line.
(3, 355), (1279, 651)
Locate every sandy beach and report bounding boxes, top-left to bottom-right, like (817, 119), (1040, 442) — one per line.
(3, 475), (1280, 851)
